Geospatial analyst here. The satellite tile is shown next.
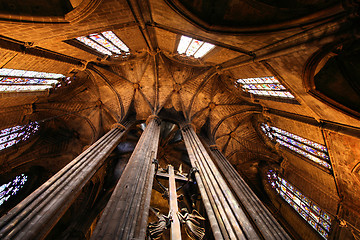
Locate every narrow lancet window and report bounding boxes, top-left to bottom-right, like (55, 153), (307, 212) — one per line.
(76, 31), (129, 56)
(261, 123), (331, 169)
(0, 68), (68, 93)
(0, 174), (28, 206)
(236, 76), (295, 99)
(267, 170), (331, 239)
(0, 122), (39, 151)
(177, 35), (215, 58)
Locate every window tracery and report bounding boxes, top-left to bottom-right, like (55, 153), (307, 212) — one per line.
(76, 31), (130, 56)
(0, 122), (39, 151)
(267, 170), (331, 239)
(236, 76), (295, 99)
(177, 35), (215, 58)
(0, 68), (69, 93)
(261, 123), (331, 169)
(0, 174), (28, 206)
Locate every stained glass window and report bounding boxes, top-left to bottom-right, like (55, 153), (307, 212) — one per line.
(0, 122), (39, 151)
(0, 174), (28, 206)
(76, 31), (130, 56)
(261, 123), (331, 169)
(236, 76), (295, 99)
(0, 68), (68, 93)
(267, 170), (331, 239)
(177, 35), (215, 58)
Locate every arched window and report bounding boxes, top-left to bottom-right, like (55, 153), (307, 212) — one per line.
(0, 122), (39, 151)
(0, 68), (70, 93)
(267, 169), (331, 239)
(236, 76), (295, 99)
(177, 35), (215, 58)
(0, 174), (28, 206)
(261, 123), (331, 169)
(76, 31), (130, 56)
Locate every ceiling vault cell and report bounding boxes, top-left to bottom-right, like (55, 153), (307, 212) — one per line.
(0, 0), (359, 239)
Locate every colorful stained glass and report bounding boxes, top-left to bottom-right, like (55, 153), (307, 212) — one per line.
(177, 35), (214, 58)
(194, 42), (215, 58)
(0, 122), (39, 151)
(0, 69), (66, 93)
(272, 126), (327, 152)
(0, 174), (28, 206)
(76, 36), (112, 55)
(261, 123), (331, 170)
(0, 85), (53, 92)
(102, 31), (129, 53)
(267, 170), (332, 239)
(89, 34), (121, 54)
(0, 69), (64, 79)
(0, 77), (59, 85)
(76, 31), (130, 56)
(185, 39), (203, 56)
(236, 76), (294, 99)
(273, 133), (329, 160)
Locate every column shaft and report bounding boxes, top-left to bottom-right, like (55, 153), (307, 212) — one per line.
(209, 146), (290, 240)
(0, 122), (131, 240)
(181, 124), (259, 240)
(91, 117), (161, 240)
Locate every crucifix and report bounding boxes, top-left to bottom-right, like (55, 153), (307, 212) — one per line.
(147, 163), (205, 240)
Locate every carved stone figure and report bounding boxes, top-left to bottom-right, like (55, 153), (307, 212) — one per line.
(177, 208), (205, 240)
(147, 208), (171, 240)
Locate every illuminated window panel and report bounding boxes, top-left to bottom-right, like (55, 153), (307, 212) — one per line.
(0, 78), (59, 85)
(177, 35), (215, 58)
(267, 170), (331, 239)
(76, 31), (130, 56)
(89, 34), (121, 54)
(102, 31), (129, 53)
(0, 174), (28, 206)
(261, 123), (331, 169)
(0, 69), (64, 79)
(237, 76), (295, 99)
(0, 122), (39, 151)
(76, 36), (112, 55)
(0, 69), (67, 93)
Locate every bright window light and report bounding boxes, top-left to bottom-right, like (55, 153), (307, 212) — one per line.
(237, 76), (295, 99)
(76, 31), (130, 56)
(177, 35), (215, 58)
(0, 68), (68, 93)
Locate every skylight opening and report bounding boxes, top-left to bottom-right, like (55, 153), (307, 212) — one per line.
(76, 31), (130, 56)
(177, 35), (215, 58)
(236, 76), (295, 99)
(0, 69), (67, 93)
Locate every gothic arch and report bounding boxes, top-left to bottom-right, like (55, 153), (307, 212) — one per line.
(303, 40), (360, 120)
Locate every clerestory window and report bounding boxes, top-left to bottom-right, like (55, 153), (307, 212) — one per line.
(0, 174), (28, 206)
(0, 122), (39, 151)
(76, 31), (130, 56)
(0, 68), (70, 93)
(236, 76), (295, 100)
(177, 35), (215, 58)
(267, 169), (331, 239)
(261, 123), (331, 170)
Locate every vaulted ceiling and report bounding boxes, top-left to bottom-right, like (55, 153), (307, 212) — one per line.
(0, 0), (360, 239)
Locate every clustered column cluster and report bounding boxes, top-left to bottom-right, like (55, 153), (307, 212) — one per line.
(0, 117), (290, 240)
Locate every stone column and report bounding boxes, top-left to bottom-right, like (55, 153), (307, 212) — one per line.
(0, 122), (131, 240)
(91, 115), (161, 240)
(181, 123), (259, 240)
(208, 144), (290, 240)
